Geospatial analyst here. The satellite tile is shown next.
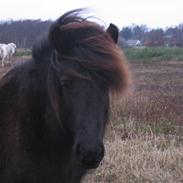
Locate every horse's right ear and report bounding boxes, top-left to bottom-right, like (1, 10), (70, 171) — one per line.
(106, 23), (119, 44)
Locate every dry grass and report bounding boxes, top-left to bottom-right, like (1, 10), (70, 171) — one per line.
(84, 61), (183, 183)
(84, 136), (183, 183)
(109, 93), (183, 139)
(106, 61), (183, 139)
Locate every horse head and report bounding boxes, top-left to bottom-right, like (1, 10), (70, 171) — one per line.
(47, 9), (130, 169)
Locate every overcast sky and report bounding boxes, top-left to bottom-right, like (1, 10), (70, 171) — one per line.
(1, 0), (183, 29)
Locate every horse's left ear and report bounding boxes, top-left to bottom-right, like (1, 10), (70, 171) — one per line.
(106, 23), (119, 44)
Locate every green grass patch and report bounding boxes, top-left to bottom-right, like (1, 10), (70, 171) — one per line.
(124, 47), (183, 62)
(15, 49), (32, 57)
(14, 47), (183, 62)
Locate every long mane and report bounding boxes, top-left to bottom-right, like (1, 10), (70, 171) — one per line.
(33, 9), (130, 94)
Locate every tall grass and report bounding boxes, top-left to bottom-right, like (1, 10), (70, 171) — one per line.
(84, 136), (183, 183)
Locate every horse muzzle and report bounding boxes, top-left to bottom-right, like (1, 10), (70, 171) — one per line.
(75, 143), (105, 169)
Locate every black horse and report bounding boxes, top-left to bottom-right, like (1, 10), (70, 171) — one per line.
(0, 9), (130, 183)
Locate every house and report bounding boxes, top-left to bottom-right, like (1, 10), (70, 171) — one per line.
(126, 39), (142, 47)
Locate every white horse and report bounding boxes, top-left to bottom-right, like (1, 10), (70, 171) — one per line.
(0, 44), (7, 67)
(0, 43), (16, 67)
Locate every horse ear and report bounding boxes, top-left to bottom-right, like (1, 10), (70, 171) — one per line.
(106, 23), (119, 44)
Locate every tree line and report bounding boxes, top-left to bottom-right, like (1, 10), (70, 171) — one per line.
(120, 24), (183, 47)
(0, 20), (183, 48)
(0, 19), (51, 48)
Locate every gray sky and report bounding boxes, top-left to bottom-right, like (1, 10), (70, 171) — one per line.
(1, 0), (183, 28)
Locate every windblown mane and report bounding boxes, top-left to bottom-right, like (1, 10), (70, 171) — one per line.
(33, 9), (130, 94)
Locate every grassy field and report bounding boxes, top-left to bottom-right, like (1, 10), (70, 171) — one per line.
(1, 49), (183, 183)
(83, 51), (183, 182)
(14, 48), (32, 57)
(124, 47), (183, 62)
(15, 47), (183, 62)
